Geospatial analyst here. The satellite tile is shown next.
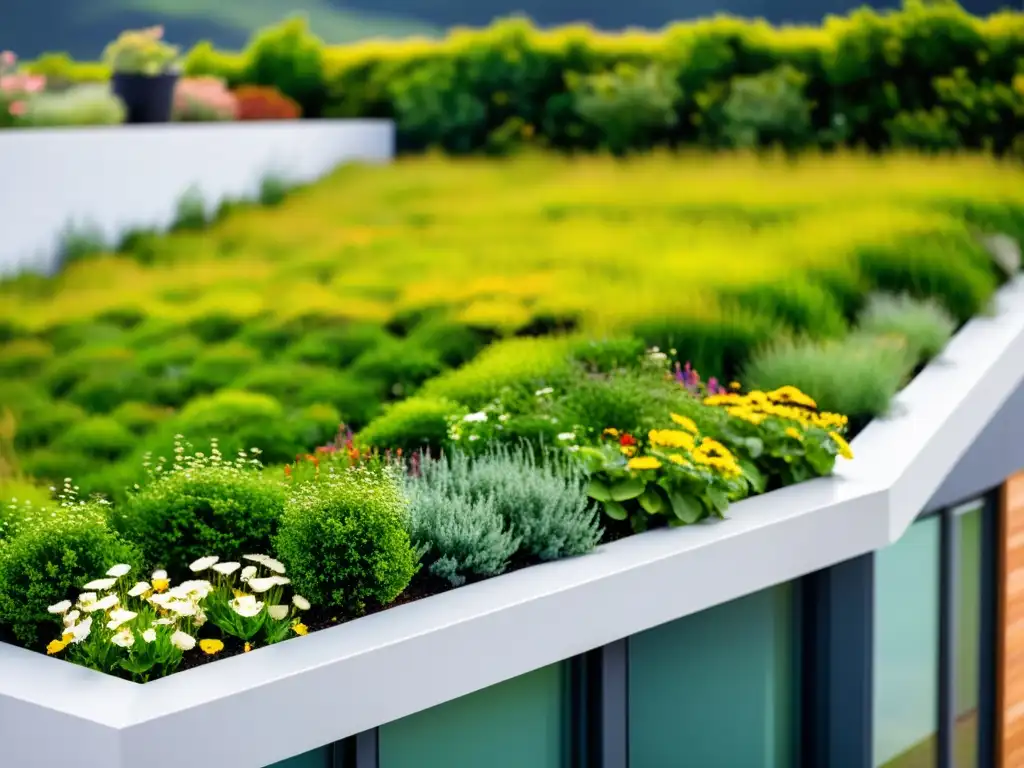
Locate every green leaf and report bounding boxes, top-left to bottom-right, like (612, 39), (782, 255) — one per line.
(603, 500), (628, 521)
(610, 477), (647, 501)
(669, 492), (703, 524)
(588, 478), (612, 502)
(577, 446), (607, 473)
(739, 459), (767, 494)
(743, 437), (764, 458)
(706, 487), (730, 516)
(639, 486), (667, 515)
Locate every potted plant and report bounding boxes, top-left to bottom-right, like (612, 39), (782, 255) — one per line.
(103, 26), (180, 124)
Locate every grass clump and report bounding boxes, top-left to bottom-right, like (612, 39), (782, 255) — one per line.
(276, 465), (418, 614)
(113, 440), (286, 576)
(358, 396), (459, 454)
(742, 334), (912, 421)
(857, 292), (957, 363)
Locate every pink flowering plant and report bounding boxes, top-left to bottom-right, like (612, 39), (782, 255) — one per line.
(0, 51), (46, 127)
(173, 77), (238, 121)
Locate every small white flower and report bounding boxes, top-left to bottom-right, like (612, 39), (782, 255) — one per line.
(151, 569), (168, 581)
(468, 434), (480, 442)
(83, 578), (117, 591)
(292, 595), (311, 611)
(242, 554), (268, 564)
(142, 628), (157, 643)
(77, 592), (98, 607)
(86, 594), (119, 612)
(246, 577), (279, 593)
(462, 411), (488, 423)
(152, 617), (174, 626)
(212, 561), (241, 576)
(189, 556), (219, 572)
(68, 617), (92, 644)
(170, 631), (196, 651)
(47, 600), (72, 615)
(63, 610), (80, 628)
(267, 605), (289, 621)
(127, 581), (151, 597)
(174, 580), (213, 599)
(148, 593), (172, 607)
(240, 565), (258, 582)
(262, 558), (286, 574)
(557, 432), (576, 442)
(230, 595), (264, 618)
(166, 600), (198, 617)
(106, 609), (138, 631)
(498, 414), (510, 422)
(105, 564), (132, 578)
(110, 629), (135, 648)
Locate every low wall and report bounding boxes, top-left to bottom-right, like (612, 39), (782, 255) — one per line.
(0, 119), (395, 276)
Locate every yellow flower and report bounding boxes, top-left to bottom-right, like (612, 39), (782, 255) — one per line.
(648, 429), (695, 450)
(46, 639), (68, 656)
(292, 622), (309, 636)
(244, 642), (253, 652)
(703, 393), (744, 407)
(669, 413), (699, 434)
(729, 381), (742, 390)
(620, 445), (637, 457)
(151, 579), (170, 593)
(767, 386), (817, 410)
(628, 456), (662, 471)
(602, 428), (620, 438)
(829, 431), (854, 460)
(668, 453), (690, 467)
(697, 438), (732, 459)
(199, 639), (224, 656)
(727, 406), (766, 426)
(785, 427), (803, 441)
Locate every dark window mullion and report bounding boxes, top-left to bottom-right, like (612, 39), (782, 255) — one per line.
(978, 492), (1000, 768)
(939, 508), (958, 768)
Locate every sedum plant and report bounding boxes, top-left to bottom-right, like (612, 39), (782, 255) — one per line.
(856, 292), (957, 363)
(103, 26), (180, 76)
(19, 84), (125, 127)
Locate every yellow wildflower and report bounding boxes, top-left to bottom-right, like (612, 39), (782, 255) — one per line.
(729, 381), (742, 390)
(628, 456), (663, 471)
(199, 639), (224, 656)
(602, 428), (620, 438)
(244, 642), (253, 652)
(648, 429), (695, 450)
(292, 622), (309, 636)
(767, 386), (817, 410)
(620, 445), (637, 457)
(727, 406), (766, 426)
(151, 579), (170, 593)
(829, 431), (854, 460)
(785, 427), (803, 441)
(46, 639), (68, 655)
(668, 454), (690, 467)
(697, 438), (732, 459)
(669, 413), (699, 434)
(704, 393), (744, 407)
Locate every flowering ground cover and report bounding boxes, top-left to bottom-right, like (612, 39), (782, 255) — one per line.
(0, 151), (1021, 679)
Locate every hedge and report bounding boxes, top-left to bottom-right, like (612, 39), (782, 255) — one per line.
(22, 4), (1024, 154)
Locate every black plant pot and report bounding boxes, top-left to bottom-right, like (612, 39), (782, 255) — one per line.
(111, 71), (179, 124)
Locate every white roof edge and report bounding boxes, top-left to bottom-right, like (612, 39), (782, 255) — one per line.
(2, 275), (1024, 768)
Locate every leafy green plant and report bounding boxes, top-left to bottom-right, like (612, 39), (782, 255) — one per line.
(52, 416), (135, 461)
(103, 26), (179, 75)
(570, 64), (681, 156)
(56, 221), (107, 266)
(275, 464), (417, 613)
(357, 396), (459, 454)
(721, 65), (814, 151)
(856, 292), (957, 363)
(171, 186), (208, 231)
(0, 485), (142, 647)
(240, 16), (326, 117)
(742, 334), (913, 422)
(113, 439), (286, 575)
(20, 84), (126, 127)
(404, 450), (520, 586)
(258, 174), (292, 206)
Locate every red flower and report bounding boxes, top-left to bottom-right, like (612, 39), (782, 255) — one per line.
(620, 433), (637, 447)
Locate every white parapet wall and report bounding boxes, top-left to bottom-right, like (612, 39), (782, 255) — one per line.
(0, 119), (395, 276)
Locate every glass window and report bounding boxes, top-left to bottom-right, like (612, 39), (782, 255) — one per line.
(628, 583), (798, 768)
(263, 747), (330, 768)
(954, 503), (983, 768)
(873, 515), (940, 768)
(379, 662), (569, 768)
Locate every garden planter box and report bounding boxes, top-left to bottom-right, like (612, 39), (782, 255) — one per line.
(0, 119), (395, 276)
(111, 72), (179, 124)
(1, 264), (1023, 768)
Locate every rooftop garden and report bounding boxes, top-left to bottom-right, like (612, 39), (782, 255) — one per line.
(1, 0), (1023, 681)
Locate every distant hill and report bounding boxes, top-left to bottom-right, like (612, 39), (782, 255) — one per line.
(3, 0), (1016, 60)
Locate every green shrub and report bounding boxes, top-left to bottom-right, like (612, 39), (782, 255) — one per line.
(406, 318), (493, 369)
(171, 186), (208, 232)
(569, 336), (647, 372)
(258, 174), (292, 206)
(185, 341), (262, 395)
(275, 465), (417, 612)
(109, 401), (173, 435)
(114, 444), (286, 575)
(720, 65), (814, 151)
(22, 84), (125, 127)
(856, 292), (957, 362)
(570, 63), (681, 155)
(885, 108), (963, 152)
(463, 445), (602, 561)
(388, 58), (488, 153)
(56, 221), (107, 266)
(719, 278), (848, 339)
(853, 230), (998, 323)
(9, 398), (87, 451)
(235, 363), (383, 428)
(422, 336), (577, 407)
(742, 334), (913, 421)
(284, 323), (391, 367)
(44, 345), (137, 398)
(67, 367), (154, 414)
(19, 449), (95, 487)
(188, 312), (246, 344)
(357, 396), (459, 453)
(240, 16), (327, 118)
(52, 417), (135, 461)
(0, 499), (142, 647)
(136, 333), (204, 374)
(404, 450), (519, 586)
(349, 339), (445, 398)
(0, 339), (54, 378)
